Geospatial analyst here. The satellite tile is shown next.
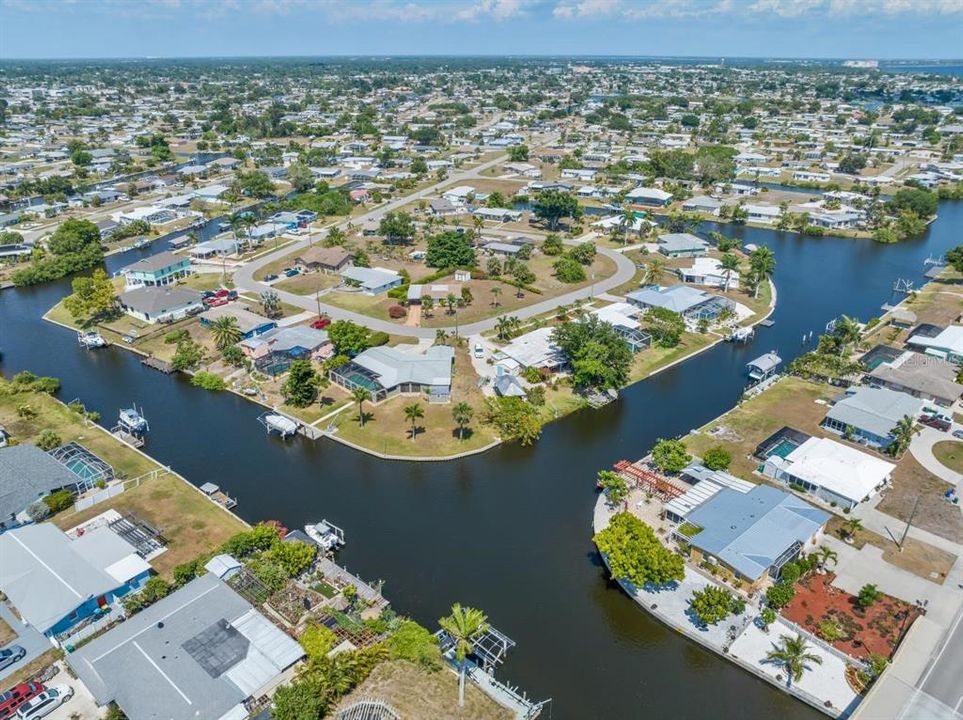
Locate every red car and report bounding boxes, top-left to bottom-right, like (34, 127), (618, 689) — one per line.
(310, 316), (331, 330)
(0, 683), (44, 720)
(209, 298), (229, 307)
(921, 415), (951, 432)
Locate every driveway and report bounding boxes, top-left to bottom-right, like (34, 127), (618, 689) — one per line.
(0, 603), (50, 684)
(44, 662), (103, 720)
(910, 423), (963, 490)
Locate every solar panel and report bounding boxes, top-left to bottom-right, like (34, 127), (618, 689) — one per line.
(182, 619), (249, 677)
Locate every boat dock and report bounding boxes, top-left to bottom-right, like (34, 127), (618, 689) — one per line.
(111, 426), (145, 448)
(142, 357), (174, 374)
(199, 482), (238, 510)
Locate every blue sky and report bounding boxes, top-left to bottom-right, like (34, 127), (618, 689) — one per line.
(1, 0), (961, 60)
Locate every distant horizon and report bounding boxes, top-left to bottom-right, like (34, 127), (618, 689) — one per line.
(2, 0), (962, 61)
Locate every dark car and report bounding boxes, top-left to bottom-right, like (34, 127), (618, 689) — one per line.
(921, 415), (951, 432)
(264, 274), (279, 282)
(284, 268), (300, 278)
(0, 682), (44, 720)
(201, 290), (216, 299)
(0, 647), (25, 673)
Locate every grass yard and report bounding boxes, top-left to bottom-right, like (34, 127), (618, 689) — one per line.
(877, 454), (963, 544)
(685, 376), (837, 479)
(273, 271), (341, 296)
(332, 346), (498, 458)
(630, 332), (717, 382)
(54, 471), (247, 578)
(333, 660), (511, 720)
(0, 616), (15, 647)
(0, 381), (160, 480)
(932, 440), (963, 473)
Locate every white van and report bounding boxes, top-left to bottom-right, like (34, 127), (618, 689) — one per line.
(473, 343), (484, 358)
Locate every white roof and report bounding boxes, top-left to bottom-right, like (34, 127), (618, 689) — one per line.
(627, 187), (672, 201)
(224, 609), (305, 696)
(592, 302), (641, 330)
(499, 327), (565, 369)
(783, 437), (895, 503)
(908, 326), (963, 356)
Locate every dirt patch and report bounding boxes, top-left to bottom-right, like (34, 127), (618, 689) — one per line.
(332, 660), (511, 720)
(0, 616), (15, 647)
(781, 573), (920, 660)
(876, 454), (963, 545)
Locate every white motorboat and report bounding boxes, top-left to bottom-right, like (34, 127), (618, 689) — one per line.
(118, 406), (149, 435)
(258, 412), (298, 438)
(77, 331), (108, 349)
(305, 519), (345, 551)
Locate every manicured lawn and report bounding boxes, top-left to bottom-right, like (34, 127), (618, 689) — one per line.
(685, 376), (837, 479)
(274, 271), (341, 296)
(630, 333), (717, 382)
(933, 440), (963, 473)
(53, 471), (247, 579)
(0, 382), (160, 480)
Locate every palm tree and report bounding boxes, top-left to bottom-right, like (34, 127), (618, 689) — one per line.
(748, 246), (776, 298)
(641, 258), (667, 286)
(209, 316), (242, 350)
(619, 207), (635, 245)
(815, 545), (838, 572)
(833, 315), (861, 356)
(452, 401), (473, 440)
(446, 293), (458, 315)
(719, 252), (741, 293)
(435, 328), (448, 345)
(843, 517), (863, 542)
(421, 295), (434, 317)
(888, 415), (917, 457)
(403, 403), (424, 441)
(495, 316), (516, 341)
(439, 603), (489, 707)
(490, 286), (502, 307)
(765, 633), (823, 688)
(351, 386), (371, 427)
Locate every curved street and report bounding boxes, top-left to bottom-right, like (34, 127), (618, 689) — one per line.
(234, 143), (638, 338)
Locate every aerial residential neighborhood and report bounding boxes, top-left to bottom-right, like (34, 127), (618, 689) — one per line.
(1, 3), (963, 720)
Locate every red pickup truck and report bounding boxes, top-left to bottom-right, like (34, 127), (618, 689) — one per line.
(0, 682), (44, 720)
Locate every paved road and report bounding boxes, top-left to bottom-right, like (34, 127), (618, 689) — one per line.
(910, 423), (963, 488)
(0, 602), (48, 684)
(919, 604), (963, 716)
(234, 136), (639, 338)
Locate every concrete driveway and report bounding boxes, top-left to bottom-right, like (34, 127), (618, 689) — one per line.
(0, 603), (50, 685)
(45, 664), (103, 720)
(910, 424), (963, 488)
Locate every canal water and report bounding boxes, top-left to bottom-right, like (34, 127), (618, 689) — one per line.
(1, 202), (960, 719)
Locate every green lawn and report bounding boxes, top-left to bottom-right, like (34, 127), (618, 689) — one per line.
(933, 440), (963, 474)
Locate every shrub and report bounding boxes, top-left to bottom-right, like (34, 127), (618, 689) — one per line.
(857, 584), (881, 608)
(387, 619), (442, 671)
(164, 328), (190, 344)
(191, 371), (226, 391)
(300, 623), (338, 660)
(42, 488), (74, 514)
(766, 582), (796, 609)
(368, 331), (390, 347)
(36, 428), (62, 450)
(388, 305), (407, 319)
(690, 585), (740, 625)
(760, 607), (777, 627)
(780, 561), (802, 584)
(702, 446), (731, 471)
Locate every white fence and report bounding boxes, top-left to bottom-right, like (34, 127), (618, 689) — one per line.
(74, 483), (126, 512)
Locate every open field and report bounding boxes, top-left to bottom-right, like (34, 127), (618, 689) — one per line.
(332, 346), (498, 457)
(630, 332), (717, 382)
(54, 471), (247, 578)
(273, 270), (342, 296)
(876, 454), (963, 544)
(334, 660), (511, 720)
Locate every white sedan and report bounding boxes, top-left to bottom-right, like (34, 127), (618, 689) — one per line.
(15, 686), (73, 719)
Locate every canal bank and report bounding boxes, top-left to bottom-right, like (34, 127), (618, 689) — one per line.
(1, 202), (959, 719)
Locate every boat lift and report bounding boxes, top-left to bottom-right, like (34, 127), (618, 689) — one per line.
(258, 412), (299, 438)
(77, 331), (108, 349)
(112, 405), (149, 447)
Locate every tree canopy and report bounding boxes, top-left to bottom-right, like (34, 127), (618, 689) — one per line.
(327, 320), (370, 356)
(63, 268), (117, 320)
(651, 438), (691, 473)
(593, 512), (685, 587)
(533, 190), (581, 230)
(425, 231), (477, 268)
(551, 315), (633, 390)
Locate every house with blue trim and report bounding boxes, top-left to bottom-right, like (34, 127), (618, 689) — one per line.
(0, 523), (152, 642)
(120, 250), (192, 289)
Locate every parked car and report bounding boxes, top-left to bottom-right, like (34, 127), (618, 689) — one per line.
(310, 316), (331, 330)
(921, 415), (951, 432)
(201, 290), (216, 299)
(0, 683), (44, 720)
(284, 268), (300, 277)
(953, 429), (963, 440)
(264, 274), (279, 282)
(208, 298), (229, 308)
(14, 686), (72, 720)
(0, 647), (25, 673)
(473, 343), (485, 358)
(214, 288), (231, 298)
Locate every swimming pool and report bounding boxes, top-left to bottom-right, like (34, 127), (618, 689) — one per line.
(767, 438), (799, 459)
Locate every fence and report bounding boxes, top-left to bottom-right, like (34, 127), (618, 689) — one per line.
(70, 468), (170, 514)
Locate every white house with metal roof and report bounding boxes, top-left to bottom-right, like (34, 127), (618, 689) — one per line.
(340, 266), (403, 295)
(821, 386), (923, 449)
(907, 325), (963, 364)
(331, 345), (454, 403)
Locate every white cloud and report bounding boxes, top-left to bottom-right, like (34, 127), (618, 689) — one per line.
(552, 0), (963, 19)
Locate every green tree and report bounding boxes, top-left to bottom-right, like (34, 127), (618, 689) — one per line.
(888, 415), (917, 457)
(271, 681), (327, 720)
(260, 290), (282, 319)
(690, 585), (741, 626)
(533, 190), (581, 230)
(37, 430), (63, 452)
(63, 268), (117, 320)
(267, 539), (317, 576)
(379, 211), (415, 244)
(404, 402), (424, 441)
(299, 623), (337, 661)
(857, 583), (881, 608)
(719, 252), (741, 293)
(235, 170), (276, 198)
(651, 438), (691, 473)
(484, 396), (541, 445)
(387, 619), (442, 671)
(597, 470), (628, 505)
(452, 401), (474, 440)
(191, 371), (226, 391)
(351, 386), (372, 427)
(208, 315), (242, 350)
(508, 144), (529, 161)
(815, 545), (838, 572)
(47, 219), (102, 255)
(641, 258), (667, 286)
(542, 233), (564, 256)
(946, 245), (963, 273)
(171, 337), (203, 371)
(553, 256), (586, 283)
(702, 446), (731, 471)
(439, 604), (489, 707)
(748, 246), (776, 299)
(646, 307), (685, 348)
(327, 320), (370, 356)
(765, 634), (823, 688)
(425, 231), (477, 268)
(286, 161), (314, 193)
(593, 512), (685, 586)
(552, 315), (633, 390)
(889, 187), (937, 219)
(765, 582), (796, 609)
(281, 359), (319, 407)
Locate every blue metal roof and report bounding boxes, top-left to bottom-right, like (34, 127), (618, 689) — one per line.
(686, 485), (829, 580)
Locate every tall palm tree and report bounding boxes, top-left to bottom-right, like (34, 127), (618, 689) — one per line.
(351, 386), (371, 427)
(815, 545), (838, 572)
(209, 316), (242, 350)
(748, 246), (776, 299)
(834, 315), (862, 356)
(641, 258), (667, 287)
(719, 252), (741, 293)
(490, 286), (502, 307)
(421, 296), (434, 317)
(843, 517), (863, 541)
(452, 401), (473, 440)
(888, 415), (918, 457)
(439, 603), (489, 707)
(403, 403), (424, 441)
(619, 207), (635, 245)
(435, 328), (448, 345)
(766, 634), (823, 688)
(495, 316), (516, 341)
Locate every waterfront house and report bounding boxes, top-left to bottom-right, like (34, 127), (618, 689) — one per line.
(495, 327), (566, 376)
(199, 305), (277, 340)
(340, 266), (403, 295)
(762, 436), (895, 510)
(868, 351), (963, 407)
(113, 205), (178, 226)
(821, 386), (923, 449)
(678, 257), (739, 289)
(68, 574), (304, 720)
(118, 286), (204, 324)
(680, 484), (829, 590)
(681, 196), (724, 216)
(120, 250), (192, 289)
(0, 523), (152, 640)
(656, 233), (708, 258)
(743, 204), (782, 224)
(331, 345), (454, 403)
(626, 284), (733, 323)
(906, 325), (963, 364)
(590, 302), (651, 352)
(189, 238), (240, 259)
(240, 326), (333, 374)
(625, 187), (673, 207)
(0, 444), (85, 532)
(296, 246), (354, 273)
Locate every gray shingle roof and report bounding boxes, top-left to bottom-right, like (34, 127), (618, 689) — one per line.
(0, 444), (79, 522)
(824, 387), (923, 439)
(353, 345), (454, 389)
(119, 286), (203, 316)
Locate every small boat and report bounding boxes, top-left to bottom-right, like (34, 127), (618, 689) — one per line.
(726, 327), (754, 343)
(118, 405), (149, 435)
(77, 331), (108, 349)
(258, 412), (299, 438)
(305, 519), (345, 551)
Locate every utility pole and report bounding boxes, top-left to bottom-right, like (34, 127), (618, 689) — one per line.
(898, 491), (923, 552)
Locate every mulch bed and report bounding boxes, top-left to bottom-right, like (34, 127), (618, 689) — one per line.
(781, 572), (920, 660)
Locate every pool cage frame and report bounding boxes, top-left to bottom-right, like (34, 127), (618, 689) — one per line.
(49, 441), (115, 491)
